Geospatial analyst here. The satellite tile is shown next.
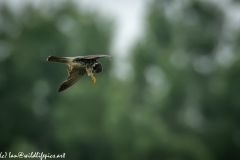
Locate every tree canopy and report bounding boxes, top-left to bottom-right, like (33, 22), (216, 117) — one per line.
(0, 0), (240, 160)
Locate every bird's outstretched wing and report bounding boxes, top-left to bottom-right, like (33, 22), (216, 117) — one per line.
(58, 68), (86, 92)
(73, 55), (112, 61)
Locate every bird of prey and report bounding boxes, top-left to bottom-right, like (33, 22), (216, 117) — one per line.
(46, 55), (112, 92)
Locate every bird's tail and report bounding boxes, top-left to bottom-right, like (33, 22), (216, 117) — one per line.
(46, 56), (69, 63)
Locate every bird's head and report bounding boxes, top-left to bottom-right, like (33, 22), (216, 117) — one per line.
(92, 62), (102, 73)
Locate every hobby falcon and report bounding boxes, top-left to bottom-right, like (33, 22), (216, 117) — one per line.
(46, 55), (112, 92)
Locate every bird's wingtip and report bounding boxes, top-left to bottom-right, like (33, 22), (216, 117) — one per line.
(46, 55), (52, 61)
(58, 85), (67, 92)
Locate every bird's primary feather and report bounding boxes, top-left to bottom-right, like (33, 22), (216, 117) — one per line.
(47, 56), (70, 63)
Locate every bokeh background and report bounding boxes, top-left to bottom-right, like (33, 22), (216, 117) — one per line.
(1, 0), (240, 160)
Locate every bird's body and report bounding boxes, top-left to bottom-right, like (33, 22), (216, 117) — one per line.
(46, 55), (112, 92)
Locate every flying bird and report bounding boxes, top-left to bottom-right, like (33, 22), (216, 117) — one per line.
(46, 55), (112, 92)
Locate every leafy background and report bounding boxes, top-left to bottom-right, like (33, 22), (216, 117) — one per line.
(0, 0), (240, 160)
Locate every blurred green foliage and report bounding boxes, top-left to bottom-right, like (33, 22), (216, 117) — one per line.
(0, 0), (240, 160)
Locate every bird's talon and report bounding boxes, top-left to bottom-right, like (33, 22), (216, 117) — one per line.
(91, 76), (96, 83)
(67, 67), (73, 73)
